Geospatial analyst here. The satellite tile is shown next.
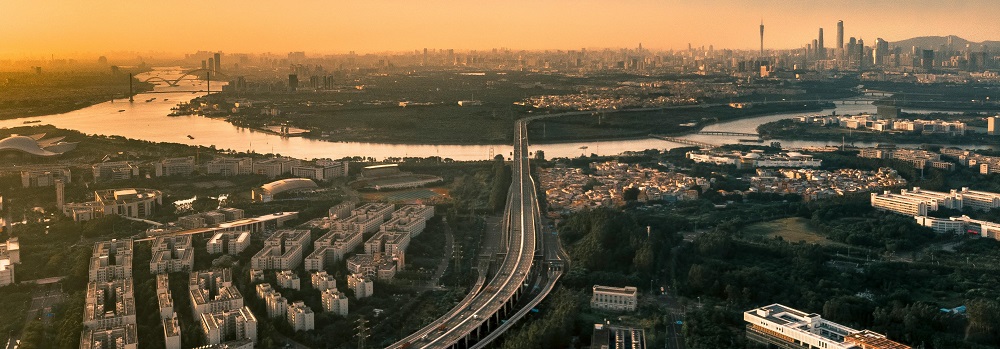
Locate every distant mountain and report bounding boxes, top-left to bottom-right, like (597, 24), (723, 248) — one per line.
(891, 35), (1000, 50)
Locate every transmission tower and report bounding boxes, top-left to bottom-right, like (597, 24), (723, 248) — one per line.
(356, 316), (370, 349)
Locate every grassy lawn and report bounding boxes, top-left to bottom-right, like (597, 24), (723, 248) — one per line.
(745, 217), (847, 247)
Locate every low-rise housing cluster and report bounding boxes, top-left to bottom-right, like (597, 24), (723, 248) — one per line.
(797, 113), (967, 136)
(540, 161), (706, 213)
(749, 167), (906, 201)
(941, 147), (1000, 174)
(687, 150), (822, 169)
(859, 146), (956, 170)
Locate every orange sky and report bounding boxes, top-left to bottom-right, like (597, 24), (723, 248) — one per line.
(1, 0), (999, 59)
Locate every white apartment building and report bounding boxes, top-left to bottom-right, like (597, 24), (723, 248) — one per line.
(0, 237), (20, 264)
(80, 324), (138, 349)
(252, 157), (301, 178)
(291, 160), (349, 181)
(255, 283), (288, 319)
(311, 271), (337, 291)
(871, 191), (937, 216)
(276, 270), (301, 290)
(321, 289), (349, 316)
(915, 215), (1000, 239)
(83, 279), (137, 330)
(150, 236), (194, 274)
(305, 228), (363, 271)
(89, 239), (133, 283)
(200, 306), (258, 346)
(20, 167), (71, 188)
(189, 269), (244, 317)
(163, 313), (181, 349)
(286, 301), (315, 331)
(91, 161), (139, 182)
(0, 257), (13, 286)
(155, 156), (196, 177)
(206, 232), (251, 255)
(348, 274), (374, 298)
(591, 285), (637, 312)
(251, 230), (311, 270)
(205, 157), (253, 176)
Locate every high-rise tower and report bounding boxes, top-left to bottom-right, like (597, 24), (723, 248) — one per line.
(759, 20), (765, 58)
(818, 28), (825, 58)
(55, 179), (65, 211)
(214, 52), (221, 72)
(836, 20), (844, 50)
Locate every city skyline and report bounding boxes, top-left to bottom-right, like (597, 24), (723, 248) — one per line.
(2, 0), (1000, 59)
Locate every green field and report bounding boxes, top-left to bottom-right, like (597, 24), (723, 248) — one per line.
(745, 217), (846, 246)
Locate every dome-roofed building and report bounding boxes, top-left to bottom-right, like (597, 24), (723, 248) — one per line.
(252, 178), (318, 203)
(0, 133), (78, 157)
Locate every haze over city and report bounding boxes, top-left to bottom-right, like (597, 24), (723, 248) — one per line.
(2, 0), (1000, 58)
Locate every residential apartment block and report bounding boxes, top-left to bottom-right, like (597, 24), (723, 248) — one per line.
(286, 301), (315, 331)
(92, 161), (140, 182)
(205, 157), (253, 176)
(206, 232), (251, 255)
(189, 269), (244, 317)
(348, 274), (374, 299)
(89, 239), (133, 283)
(255, 283), (288, 319)
(83, 279), (137, 330)
(251, 229), (311, 270)
(321, 289), (349, 316)
(79, 324), (138, 349)
(276, 270), (301, 290)
(310, 271), (337, 292)
(200, 307), (258, 346)
(20, 167), (71, 188)
(155, 156), (196, 177)
(150, 236), (194, 274)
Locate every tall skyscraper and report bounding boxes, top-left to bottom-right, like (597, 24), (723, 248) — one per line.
(214, 52), (221, 72)
(922, 49), (935, 71)
(208, 58), (214, 73)
(874, 38), (888, 66)
(760, 20), (765, 58)
(817, 28), (825, 58)
(836, 20), (844, 50)
(857, 38), (865, 69)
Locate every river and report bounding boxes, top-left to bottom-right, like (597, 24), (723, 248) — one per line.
(0, 67), (991, 160)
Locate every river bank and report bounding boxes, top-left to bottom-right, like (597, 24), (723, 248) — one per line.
(0, 70), (154, 121)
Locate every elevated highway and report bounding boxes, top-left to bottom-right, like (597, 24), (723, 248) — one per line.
(389, 120), (552, 348)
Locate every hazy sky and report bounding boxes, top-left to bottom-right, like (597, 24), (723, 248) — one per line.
(2, 0), (999, 58)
